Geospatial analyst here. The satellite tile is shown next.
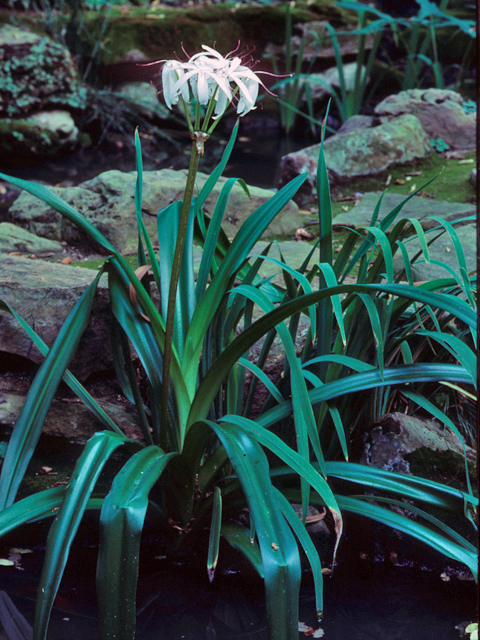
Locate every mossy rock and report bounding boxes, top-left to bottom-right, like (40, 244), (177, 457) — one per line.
(406, 447), (477, 494)
(0, 24), (86, 118)
(6, 2), (348, 68)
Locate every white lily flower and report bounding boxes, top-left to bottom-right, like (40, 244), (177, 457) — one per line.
(162, 60), (189, 109)
(160, 45), (269, 119)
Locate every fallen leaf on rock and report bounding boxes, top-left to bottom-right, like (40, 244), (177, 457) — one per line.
(341, 205), (349, 212)
(61, 256), (73, 265)
(395, 178), (406, 185)
(8, 252), (22, 256)
(0, 185), (6, 194)
(295, 228), (315, 241)
(10, 548), (32, 554)
(405, 171), (423, 176)
(40, 466), (53, 474)
(458, 159), (474, 165)
(299, 209), (312, 215)
(385, 174), (392, 186)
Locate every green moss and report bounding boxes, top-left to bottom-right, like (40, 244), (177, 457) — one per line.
(406, 447), (477, 494)
(332, 150), (476, 211)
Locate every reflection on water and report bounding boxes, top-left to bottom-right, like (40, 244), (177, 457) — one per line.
(0, 592), (32, 640)
(0, 547), (476, 640)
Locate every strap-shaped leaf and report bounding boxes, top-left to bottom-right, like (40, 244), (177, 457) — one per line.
(0, 173), (116, 253)
(207, 486), (222, 582)
(220, 523), (264, 578)
(34, 431), (135, 640)
(196, 177), (250, 302)
(323, 461), (477, 511)
(208, 421), (301, 640)
(258, 363), (473, 429)
(336, 494), (477, 580)
(183, 172), (309, 386)
(217, 415), (342, 564)
(189, 283), (476, 429)
(97, 446), (176, 640)
(0, 270), (104, 510)
(274, 489), (324, 623)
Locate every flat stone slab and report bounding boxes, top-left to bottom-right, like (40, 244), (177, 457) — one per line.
(9, 169), (303, 255)
(0, 255), (113, 381)
(0, 374), (142, 444)
(333, 192), (476, 230)
(0, 222), (64, 255)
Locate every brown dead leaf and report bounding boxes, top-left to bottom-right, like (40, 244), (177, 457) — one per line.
(395, 179), (406, 185)
(40, 466), (53, 474)
(8, 252), (22, 256)
(61, 256), (72, 265)
(271, 542), (279, 551)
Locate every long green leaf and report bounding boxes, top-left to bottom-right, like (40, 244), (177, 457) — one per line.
(34, 431), (136, 640)
(336, 494), (477, 579)
(97, 446), (176, 640)
(207, 486), (222, 583)
(183, 172), (309, 387)
(189, 282), (476, 428)
(220, 523), (264, 578)
(274, 489), (324, 622)
(0, 270), (104, 510)
(208, 421), (301, 640)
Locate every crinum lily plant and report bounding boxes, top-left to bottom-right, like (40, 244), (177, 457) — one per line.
(0, 43), (477, 640)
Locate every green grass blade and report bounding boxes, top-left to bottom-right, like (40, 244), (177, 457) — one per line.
(196, 177), (250, 301)
(34, 431), (135, 640)
(217, 415), (342, 561)
(274, 488), (324, 623)
(0, 487), (67, 536)
(97, 446), (176, 640)
(220, 523), (264, 578)
(258, 363), (473, 429)
(208, 420), (301, 640)
(207, 486), (222, 582)
(0, 271), (104, 510)
(238, 358), (285, 404)
(336, 494), (477, 579)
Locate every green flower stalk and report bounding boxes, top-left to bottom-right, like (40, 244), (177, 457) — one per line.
(154, 45), (271, 439)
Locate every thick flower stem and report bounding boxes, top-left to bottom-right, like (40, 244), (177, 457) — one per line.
(160, 140), (200, 449)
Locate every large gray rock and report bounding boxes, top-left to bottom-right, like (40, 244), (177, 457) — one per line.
(0, 374), (143, 445)
(9, 169), (303, 254)
(375, 89), (476, 150)
(333, 192), (476, 230)
(0, 24), (86, 119)
(0, 222), (64, 255)
(0, 255), (113, 381)
(360, 412), (476, 474)
(279, 114), (432, 205)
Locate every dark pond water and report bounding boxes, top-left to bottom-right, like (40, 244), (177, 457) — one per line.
(0, 114), (311, 201)
(0, 518), (476, 640)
